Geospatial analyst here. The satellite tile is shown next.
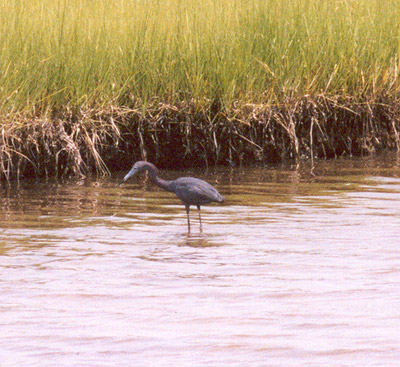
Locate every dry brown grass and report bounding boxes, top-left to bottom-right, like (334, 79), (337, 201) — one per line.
(1, 95), (399, 181)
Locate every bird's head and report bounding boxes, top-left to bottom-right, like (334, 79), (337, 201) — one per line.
(119, 161), (158, 185)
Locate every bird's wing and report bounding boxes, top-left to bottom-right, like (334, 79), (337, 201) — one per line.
(172, 178), (222, 205)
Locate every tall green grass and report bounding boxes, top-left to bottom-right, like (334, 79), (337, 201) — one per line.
(1, 0), (399, 114)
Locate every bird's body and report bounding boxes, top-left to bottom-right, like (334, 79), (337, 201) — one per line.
(120, 161), (224, 232)
(168, 177), (223, 206)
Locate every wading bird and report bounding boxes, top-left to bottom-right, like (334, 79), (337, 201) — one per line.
(120, 161), (224, 232)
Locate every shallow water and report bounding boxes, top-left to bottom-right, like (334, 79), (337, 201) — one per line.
(1, 155), (400, 367)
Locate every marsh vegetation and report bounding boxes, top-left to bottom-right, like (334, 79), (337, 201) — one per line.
(1, 0), (400, 179)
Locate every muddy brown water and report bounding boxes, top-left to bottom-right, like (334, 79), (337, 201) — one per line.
(1, 155), (400, 366)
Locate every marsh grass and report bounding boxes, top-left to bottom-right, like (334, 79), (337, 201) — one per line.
(1, 0), (400, 179)
(2, 0), (400, 109)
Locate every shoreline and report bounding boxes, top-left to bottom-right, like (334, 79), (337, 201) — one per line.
(1, 94), (399, 181)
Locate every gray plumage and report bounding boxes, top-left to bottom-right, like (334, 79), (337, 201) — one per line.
(120, 161), (224, 232)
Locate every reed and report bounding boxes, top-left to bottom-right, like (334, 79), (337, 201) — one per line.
(0, 0), (400, 179)
(1, 0), (399, 110)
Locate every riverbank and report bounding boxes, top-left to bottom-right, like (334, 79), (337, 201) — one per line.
(1, 94), (399, 181)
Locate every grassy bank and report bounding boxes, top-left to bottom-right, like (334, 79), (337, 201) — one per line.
(1, 0), (400, 179)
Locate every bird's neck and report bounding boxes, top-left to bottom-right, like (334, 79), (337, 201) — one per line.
(148, 172), (173, 192)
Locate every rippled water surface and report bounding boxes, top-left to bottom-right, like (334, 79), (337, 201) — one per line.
(1, 156), (400, 366)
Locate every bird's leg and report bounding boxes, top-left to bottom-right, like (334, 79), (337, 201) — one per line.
(197, 205), (202, 232)
(185, 204), (191, 233)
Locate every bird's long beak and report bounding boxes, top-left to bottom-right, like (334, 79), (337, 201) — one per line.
(118, 167), (137, 186)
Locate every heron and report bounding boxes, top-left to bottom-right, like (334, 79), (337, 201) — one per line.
(120, 161), (224, 232)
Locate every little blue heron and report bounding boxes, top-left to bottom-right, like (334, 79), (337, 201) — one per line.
(120, 161), (224, 232)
